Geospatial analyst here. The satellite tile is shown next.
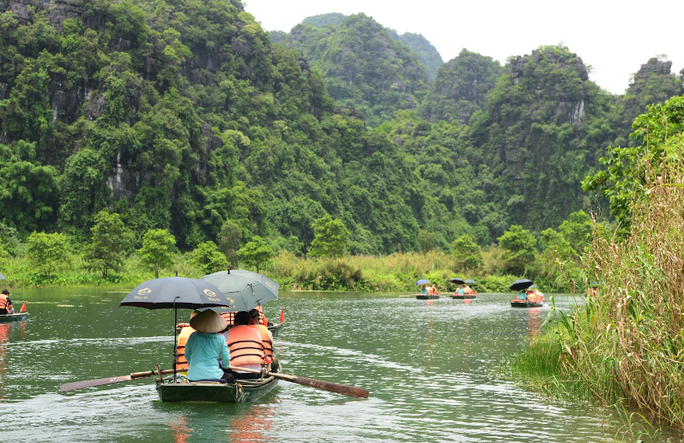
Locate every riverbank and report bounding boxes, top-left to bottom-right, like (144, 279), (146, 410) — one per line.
(1, 249), (528, 293)
(512, 172), (684, 436)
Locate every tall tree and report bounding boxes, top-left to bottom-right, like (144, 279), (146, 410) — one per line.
(83, 210), (131, 279)
(139, 229), (176, 278)
(308, 214), (350, 258)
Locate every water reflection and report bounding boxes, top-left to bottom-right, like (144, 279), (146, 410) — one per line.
(3, 289), (679, 442)
(527, 308), (543, 338)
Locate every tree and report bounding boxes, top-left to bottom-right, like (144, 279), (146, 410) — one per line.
(308, 214), (350, 258)
(192, 241), (228, 274)
(83, 210), (131, 279)
(450, 234), (483, 272)
(497, 225), (536, 276)
(582, 95), (684, 234)
(26, 232), (70, 277)
(237, 236), (276, 272)
(139, 229), (176, 278)
(417, 229), (436, 253)
(217, 219), (242, 268)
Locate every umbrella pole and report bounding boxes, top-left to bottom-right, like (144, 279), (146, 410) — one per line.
(173, 297), (179, 383)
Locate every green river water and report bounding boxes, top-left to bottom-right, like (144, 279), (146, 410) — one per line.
(0, 288), (676, 442)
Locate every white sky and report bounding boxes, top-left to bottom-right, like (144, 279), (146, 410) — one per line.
(243, 0), (683, 95)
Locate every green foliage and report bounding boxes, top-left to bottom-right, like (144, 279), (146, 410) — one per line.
(417, 229), (436, 253)
(419, 49), (502, 124)
(191, 241), (228, 274)
(139, 228), (176, 278)
(237, 235), (276, 272)
(0, 141), (59, 236)
(308, 214), (350, 258)
(582, 95), (684, 233)
(276, 13), (429, 127)
(217, 219), (242, 267)
(497, 225), (536, 275)
(83, 210), (131, 279)
(26, 231), (70, 277)
(450, 234), (483, 272)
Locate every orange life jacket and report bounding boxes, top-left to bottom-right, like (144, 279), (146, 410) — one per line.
(0, 294), (11, 313)
(225, 325), (265, 367)
(256, 305), (268, 326)
(220, 311), (235, 327)
(175, 326), (195, 371)
(249, 324), (274, 363)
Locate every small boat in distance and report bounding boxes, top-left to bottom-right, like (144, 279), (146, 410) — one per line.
(510, 299), (543, 308)
(0, 312), (29, 322)
(415, 294), (440, 300)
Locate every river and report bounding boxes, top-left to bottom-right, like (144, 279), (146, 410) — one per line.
(0, 288), (675, 442)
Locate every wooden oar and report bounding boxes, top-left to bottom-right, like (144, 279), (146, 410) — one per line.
(228, 366), (369, 398)
(59, 369), (175, 392)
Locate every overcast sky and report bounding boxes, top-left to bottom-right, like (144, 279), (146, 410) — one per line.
(243, 0), (683, 95)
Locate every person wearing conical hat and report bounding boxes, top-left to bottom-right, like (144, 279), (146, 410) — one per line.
(184, 309), (235, 383)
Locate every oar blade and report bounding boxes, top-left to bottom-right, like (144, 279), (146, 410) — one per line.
(288, 376), (369, 398)
(60, 375), (133, 392)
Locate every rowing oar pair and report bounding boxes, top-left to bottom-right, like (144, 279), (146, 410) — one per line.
(59, 367), (369, 398)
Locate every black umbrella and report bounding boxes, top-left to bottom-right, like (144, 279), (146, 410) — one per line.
(464, 279), (477, 285)
(119, 276), (228, 310)
(449, 277), (465, 285)
(509, 279), (534, 291)
(120, 276), (231, 380)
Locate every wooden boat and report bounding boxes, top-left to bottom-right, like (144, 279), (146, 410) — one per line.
(267, 322), (284, 337)
(415, 294), (439, 300)
(0, 312), (29, 322)
(510, 299), (544, 308)
(451, 294), (476, 299)
(156, 361), (281, 403)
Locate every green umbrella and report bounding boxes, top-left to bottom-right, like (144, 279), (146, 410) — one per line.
(201, 269), (279, 312)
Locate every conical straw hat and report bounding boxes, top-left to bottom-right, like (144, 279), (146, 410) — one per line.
(189, 309), (227, 333)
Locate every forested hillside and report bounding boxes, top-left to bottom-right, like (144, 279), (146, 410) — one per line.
(0, 0), (683, 268)
(271, 13), (430, 127)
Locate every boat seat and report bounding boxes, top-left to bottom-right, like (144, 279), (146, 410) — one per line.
(190, 378), (228, 384)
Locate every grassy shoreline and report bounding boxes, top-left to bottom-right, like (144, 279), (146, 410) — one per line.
(1, 250), (524, 293)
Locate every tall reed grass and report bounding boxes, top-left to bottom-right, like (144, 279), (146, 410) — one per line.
(515, 167), (684, 430)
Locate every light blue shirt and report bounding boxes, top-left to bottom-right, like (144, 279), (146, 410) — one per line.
(184, 332), (231, 380)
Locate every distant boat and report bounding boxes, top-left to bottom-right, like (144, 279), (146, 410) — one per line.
(451, 294), (476, 300)
(0, 312), (29, 322)
(416, 294), (439, 300)
(510, 299), (543, 308)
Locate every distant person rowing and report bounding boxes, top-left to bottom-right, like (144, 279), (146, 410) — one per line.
(0, 289), (14, 315)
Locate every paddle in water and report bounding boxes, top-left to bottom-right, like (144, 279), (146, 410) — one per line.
(59, 369), (175, 392)
(228, 366), (369, 398)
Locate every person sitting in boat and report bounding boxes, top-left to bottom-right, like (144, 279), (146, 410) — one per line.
(463, 286), (474, 295)
(516, 291), (528, 301)
(455, 286), (465, 296)
(255, 305), (269, 326)
(428, 284), (438, 295)
(223, 311), (266, 380)
(527, 289), (545, 303)
(0, 289), (14, 315)
(249, 308), (274, 370)
(184, 309), (235, 383)
(175, 310), (200, 373)
(420, 286), (428, 295)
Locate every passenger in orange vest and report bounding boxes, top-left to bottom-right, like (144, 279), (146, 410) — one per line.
(0, 289), (14, 315)
(249, 308), (274, 369)
(223, 311), (266, 380)
(176, 310), (200, 372)
(255, 305), (269, 326)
